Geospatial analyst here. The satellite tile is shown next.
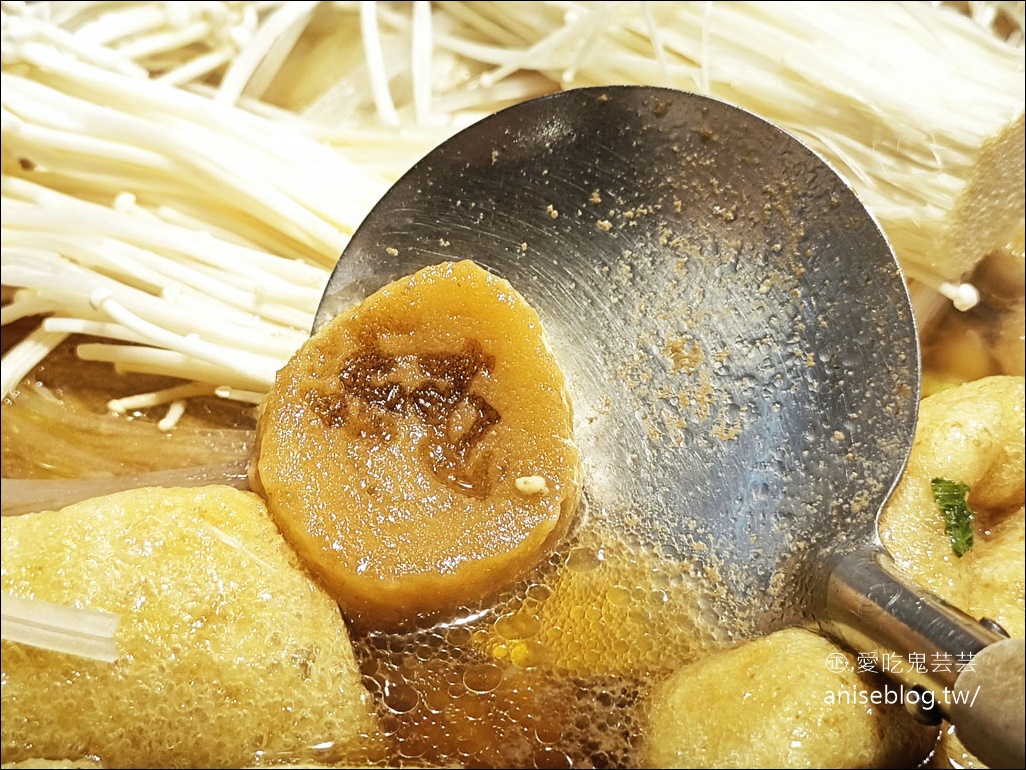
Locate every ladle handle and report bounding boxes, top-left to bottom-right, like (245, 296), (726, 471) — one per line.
(817, 549), (1024, 769)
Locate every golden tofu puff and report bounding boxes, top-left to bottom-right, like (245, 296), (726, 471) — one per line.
(643, 627), (937, 769)
(480, 525), (723, 678)
(962, 505), (1025, 639)
(879, 376), (1024, 613)
(878, 376), (1024, 769)
(1, 486), (378, 769)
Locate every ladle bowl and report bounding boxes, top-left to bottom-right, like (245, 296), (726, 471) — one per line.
(316, 86), (1023, 767)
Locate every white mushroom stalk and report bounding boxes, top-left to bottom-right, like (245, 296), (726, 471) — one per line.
(0, 4), (383, 409)
(1, 592), (119, 663)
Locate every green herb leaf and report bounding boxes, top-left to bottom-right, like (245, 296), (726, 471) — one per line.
(930, 477), (975, 557)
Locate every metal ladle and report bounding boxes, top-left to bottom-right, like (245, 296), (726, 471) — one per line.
(316, 86), (1024, 766)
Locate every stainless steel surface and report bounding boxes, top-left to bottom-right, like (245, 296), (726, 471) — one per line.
(316, 87), (1022, 746)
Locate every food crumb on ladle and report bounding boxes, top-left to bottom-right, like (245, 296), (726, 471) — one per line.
(515, 475), (549, 495)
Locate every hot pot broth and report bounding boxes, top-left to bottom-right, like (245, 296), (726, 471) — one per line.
(0, 342), (728, 768)
(2, 243), (1022, 768)
(2, 326), (732, 769)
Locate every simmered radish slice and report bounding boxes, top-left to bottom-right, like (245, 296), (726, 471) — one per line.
(252, 260), (581, 627)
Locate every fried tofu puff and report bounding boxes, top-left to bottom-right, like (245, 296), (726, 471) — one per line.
(879, 375), (1025, 768)
(879, 376), (1024, 636)
(643, 627), (937, 769)
(1, 486), (378, 769)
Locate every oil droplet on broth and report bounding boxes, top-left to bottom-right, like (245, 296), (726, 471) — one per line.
(382, 678), (420, 714)
(346, 519), (734, 768)
(461, 661), (502, 694)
